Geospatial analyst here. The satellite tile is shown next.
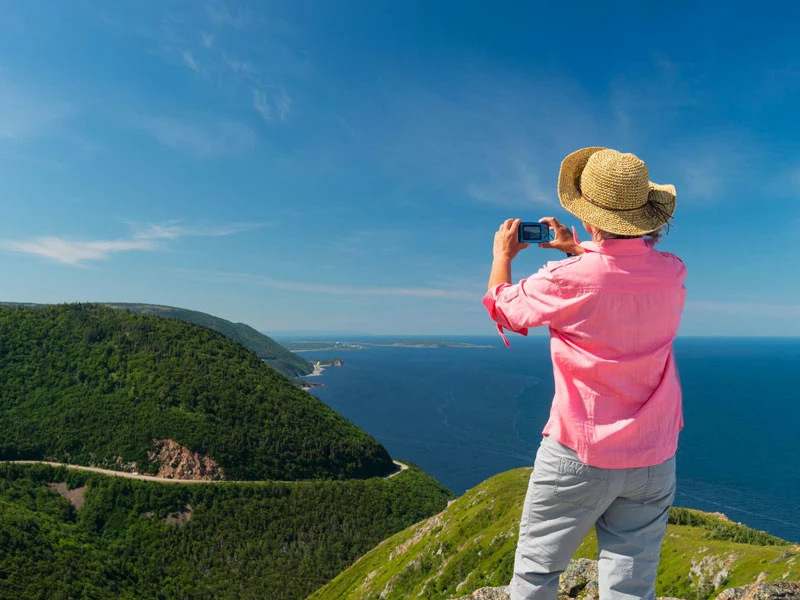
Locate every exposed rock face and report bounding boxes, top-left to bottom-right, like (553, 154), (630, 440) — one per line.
(450, 587), (509, 600)
(164, 504), (193, 527)
(690, 552), (739, 598)
(449, 557), (800, 600)
(147, 439), (224, 480)
(449, 559), (689, 600)
(144, 504), (193, 527)
(559, 558), (598, 599)
(450, 584), (685, 600)
(389, 513), (445, 560)
(47, 482), (87, 509)
(715, 581), (800, 600)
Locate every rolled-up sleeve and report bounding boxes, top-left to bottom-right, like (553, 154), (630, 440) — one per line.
(482, 267), (564, 347)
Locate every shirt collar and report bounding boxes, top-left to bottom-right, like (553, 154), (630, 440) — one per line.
(580, 238), (651, 256)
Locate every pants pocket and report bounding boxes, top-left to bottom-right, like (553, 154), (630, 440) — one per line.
(645, 455), (677, 508)
(553, 457), (610, 510)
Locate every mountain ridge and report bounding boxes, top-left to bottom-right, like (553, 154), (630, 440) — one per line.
(0, 301), (313, 379)
(0, 303), (393, 480)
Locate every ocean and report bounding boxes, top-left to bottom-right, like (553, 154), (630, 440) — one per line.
(300, 336), (800, 543)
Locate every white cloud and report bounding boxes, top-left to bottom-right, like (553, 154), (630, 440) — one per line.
(136, 115), (255, 156)
(129, 220), (267, 240)
(181, 50), (202, 73)
(3, 237), (157, 266)
(253, 87), (291, 122)
(2, 220), (266, 266)
(252, 89), (273, 121)
(205, 2), (251, 29)
(181, 270), (479, 301)
(150, 5), (296, 124)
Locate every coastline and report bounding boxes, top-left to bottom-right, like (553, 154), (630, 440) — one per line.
(306, 362), (326, 377)
(300, 359), (344, 391)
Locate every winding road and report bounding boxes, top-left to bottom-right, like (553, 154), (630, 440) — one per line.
(1, 459), (409, 484)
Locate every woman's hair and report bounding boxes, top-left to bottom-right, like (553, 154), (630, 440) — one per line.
(599, 228), (664, 245)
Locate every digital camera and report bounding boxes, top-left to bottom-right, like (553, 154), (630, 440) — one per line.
(517, 222), (554, 244)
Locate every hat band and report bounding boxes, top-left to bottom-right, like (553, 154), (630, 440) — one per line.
(581, 190), (648, 212)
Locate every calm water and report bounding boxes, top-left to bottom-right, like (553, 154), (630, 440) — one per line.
(301, 337), (800, 543)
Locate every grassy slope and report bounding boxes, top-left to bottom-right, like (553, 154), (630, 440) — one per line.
(311, 468), (800, 600)
(106, 303), (314, 377)
(0, 463), (453, 600)
(0, 304), (392, 480)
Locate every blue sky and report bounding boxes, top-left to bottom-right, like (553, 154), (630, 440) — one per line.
(0, 0), (798, 336)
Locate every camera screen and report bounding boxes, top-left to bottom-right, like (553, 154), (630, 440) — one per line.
(521, 224), (545, 241)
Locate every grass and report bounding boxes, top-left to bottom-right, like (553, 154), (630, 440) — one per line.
(310, 468), (800, 600)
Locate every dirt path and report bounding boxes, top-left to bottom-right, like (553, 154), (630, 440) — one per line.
(2, 460), (410, 484)
(386, 460), (409, 479)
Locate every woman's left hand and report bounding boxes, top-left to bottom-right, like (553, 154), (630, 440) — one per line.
(493, 218), (529, 260)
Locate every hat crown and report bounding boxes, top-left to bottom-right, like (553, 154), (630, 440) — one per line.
(580, 149), (651, 211)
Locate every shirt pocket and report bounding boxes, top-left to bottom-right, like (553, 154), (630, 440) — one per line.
(554, 457), (611, 510)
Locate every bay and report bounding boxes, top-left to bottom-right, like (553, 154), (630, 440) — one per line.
(302, 336), (800, 543)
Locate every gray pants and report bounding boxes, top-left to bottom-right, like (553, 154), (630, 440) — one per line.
(510, 436), (676, 600)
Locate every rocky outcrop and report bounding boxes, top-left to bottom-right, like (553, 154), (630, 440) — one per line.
(450, 587), (509, 600)
(449, 559), (687, 599)
(715, 581), (800, 600)
(559, 558), (598, 599)
(147, 439), (224, 480)
(164, 504), (193, 527)
(450, 559), (800, 600)
(47, 482), (87, 509)
(690, 551), (739, 598)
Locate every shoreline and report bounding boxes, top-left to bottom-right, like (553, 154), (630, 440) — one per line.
(306, 362), (326, 377)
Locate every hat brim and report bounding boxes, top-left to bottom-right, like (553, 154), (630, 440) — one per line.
(558, 147), (676, 236)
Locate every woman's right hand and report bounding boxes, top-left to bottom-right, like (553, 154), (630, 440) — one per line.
(537, 217), (584, 255)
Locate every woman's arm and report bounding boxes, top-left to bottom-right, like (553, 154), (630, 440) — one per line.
(487, 219), (528, 291)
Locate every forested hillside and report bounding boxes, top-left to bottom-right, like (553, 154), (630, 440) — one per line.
(0, 463), (453, 600)
(106, 303), (313, 377)
(0, 304), (393, 480)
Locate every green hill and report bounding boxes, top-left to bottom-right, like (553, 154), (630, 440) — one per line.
(311, 468), (800, 600)
(106, 303), (313, 378)
(0, 304), (392, 480)
(0, 462), (453, 600)
(0, 301), (313, 379)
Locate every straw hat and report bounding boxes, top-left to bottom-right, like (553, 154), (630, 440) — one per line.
(558, 147), (676, 235)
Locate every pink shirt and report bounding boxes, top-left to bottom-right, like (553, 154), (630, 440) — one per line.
(483, 238), (686, 469)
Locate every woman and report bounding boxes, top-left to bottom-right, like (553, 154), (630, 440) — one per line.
(483, 147), (686, 600)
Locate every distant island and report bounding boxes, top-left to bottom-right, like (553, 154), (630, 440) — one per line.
(286, 340), (493, 352)
(287, 341), (365, 352)
(363, 341), (493, 349)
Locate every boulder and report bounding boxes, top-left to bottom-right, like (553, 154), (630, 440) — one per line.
(715, 581), (800, 600)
